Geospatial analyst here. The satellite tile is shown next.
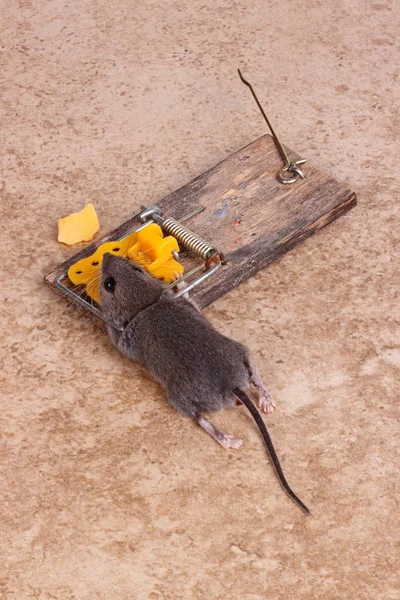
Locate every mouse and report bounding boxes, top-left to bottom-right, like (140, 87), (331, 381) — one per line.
(100, 252), (310, 515)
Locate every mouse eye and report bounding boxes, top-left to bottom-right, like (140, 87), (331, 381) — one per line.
(104, 276), (116, 293)
(133, 266), (142, 273)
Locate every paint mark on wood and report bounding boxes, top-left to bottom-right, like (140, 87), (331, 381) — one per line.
(216, 197), (233, 219)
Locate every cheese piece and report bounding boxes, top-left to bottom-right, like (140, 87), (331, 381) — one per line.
(58, 203), (100, 245)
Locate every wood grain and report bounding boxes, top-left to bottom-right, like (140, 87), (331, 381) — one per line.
(45, 134), (357, 311)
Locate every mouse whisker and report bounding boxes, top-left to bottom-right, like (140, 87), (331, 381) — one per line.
(84, 272), (101, 287)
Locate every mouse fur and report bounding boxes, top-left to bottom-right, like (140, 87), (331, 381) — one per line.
(101, 253), (250, 417)
(100, 252), (310, 514)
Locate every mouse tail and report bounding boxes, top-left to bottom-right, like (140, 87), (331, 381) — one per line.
(233, 388), (311, 516)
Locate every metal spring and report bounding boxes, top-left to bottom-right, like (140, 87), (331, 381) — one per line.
(161, 218), (215, 260)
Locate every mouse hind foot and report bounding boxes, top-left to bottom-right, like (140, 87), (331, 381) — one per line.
(247, 361), (276, 414)
(196, 415), (243, 450)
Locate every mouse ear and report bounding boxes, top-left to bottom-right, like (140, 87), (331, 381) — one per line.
(131, 264), (144, 273)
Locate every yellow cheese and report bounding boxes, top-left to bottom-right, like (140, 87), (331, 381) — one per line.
(58, 203), (100, 245)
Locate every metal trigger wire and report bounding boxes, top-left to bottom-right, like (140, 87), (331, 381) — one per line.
(238, 68), (307, 184)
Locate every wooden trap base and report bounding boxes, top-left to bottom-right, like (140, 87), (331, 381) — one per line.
(45, 134), (356, 310)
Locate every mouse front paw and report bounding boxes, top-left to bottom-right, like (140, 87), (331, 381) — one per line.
(173, 273), (190, 297)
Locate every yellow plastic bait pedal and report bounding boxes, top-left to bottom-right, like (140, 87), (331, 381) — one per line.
(127, 224), (183, 283)
(68, 224), (183, 304)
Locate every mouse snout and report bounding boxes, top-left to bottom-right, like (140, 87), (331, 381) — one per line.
(101, 252), (113, 271)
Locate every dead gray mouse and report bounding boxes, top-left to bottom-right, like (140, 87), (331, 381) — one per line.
(100, 252), (310, 515)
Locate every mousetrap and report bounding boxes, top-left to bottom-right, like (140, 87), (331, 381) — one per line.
(45, 74), (356, 322)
